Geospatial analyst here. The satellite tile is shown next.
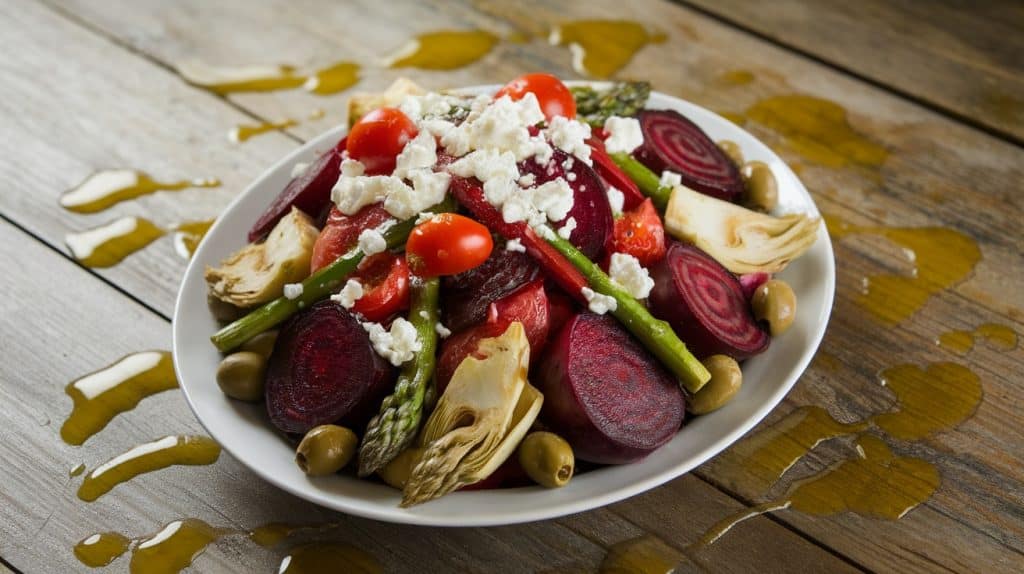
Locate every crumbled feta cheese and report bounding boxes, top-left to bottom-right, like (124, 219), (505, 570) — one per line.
(357, 228), (387, 255)
(660, 170), (682, 188)
(609, 253), (655, 299)
(393, 131), (438, 180)
(385, 170), (450, 219)
(448, 149), (521, 208)
(517, 173), (536, 187)
(545, 116), (592, 165)
(332, 175), (406, 215)
(330, 279), (364, 309)
(558, 216), (577, 239)
(340, 158), (365, 178)
(399, 92), (455, 122)
(435, 322), (452, 338)
(566, 172), (577, 182)
(535, 224), (556, 240)
(606, 186), (625, 215)
(415, 212), (436, 225)
(530, 179), (575, 222)
(283, 283), (304, 300)
(363, 318), (422, 366)
(290, 162), (309, 178)
(581, 287), (618, 315)
(419, 309), (430, 319)
(603, 116), (644, 154)
(441, 94), (549, 161)
(505, 238), (526, 253)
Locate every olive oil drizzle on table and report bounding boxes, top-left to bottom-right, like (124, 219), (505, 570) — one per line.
(937, 323), (1018, 354)
(59, 170), (220, 214)
(387, 30), (499, 70)
(277, 542), (382, 574)
(177, 60), (359, 96)
(77, 435), (221, 502)
(549, 20), (666, 79)
(65, 216), (215, 268)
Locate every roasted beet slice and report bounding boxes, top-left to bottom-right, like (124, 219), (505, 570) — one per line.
(739, 272), (771, 302)
(648, 242), (769, 360)
(442, 247), (539, 332)
(633, 109), (744, 202)
(537, 313), (685, 464)
(518, 149), (614, 260)
(265, 300), (395, 434)
(249, 148), (343, 242)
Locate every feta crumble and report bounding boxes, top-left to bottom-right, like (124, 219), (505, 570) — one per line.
(283, 283), (303, 300)
(603, 116), (644, 154)
(330, 279), (364, 309)
(363, 318), (422, 366)
(290, 162), (309, 178)
(581, 287), (618, 315)
(332, 175), (405, 215)
(357, 228), (387, 255)
(545, 116), (592, 165)
(609, 253), (654, 299)
(340, 158), (365, 178)
(505, 238), (526, 253)
(659, 170), (682, 188)
(384, 169), (450, 219)
(393, 131), (438, 180)
(517, 173), (536, 187)
(435, 322), (452, 338)
(415, 211), (436, 225)
(441, 94), (550, 161)
(558, 216), (577, 240)
(606, 186), (625, 215)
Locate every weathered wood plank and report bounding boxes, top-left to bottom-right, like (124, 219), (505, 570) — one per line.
(682, 0), (1024, 143)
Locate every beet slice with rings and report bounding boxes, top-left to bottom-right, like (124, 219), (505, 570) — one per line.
(648, 242), (769, 360)
(248, 146), (343, 242)
(441, 247), (539, 333)
(265, 300), (395, 434)
(633, 109), (744, 202)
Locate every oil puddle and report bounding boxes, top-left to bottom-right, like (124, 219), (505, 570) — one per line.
(230, 109), (326, 143)
(549, 20), (666, 79)
(77, 435), (221, 502)
(872, 362), (982, 441)
(60, 170), (219, 214)
(69, 463), (86, 478)
(74, 532), (131, 568)
(937, 323), (1018, 354)
(61, 351), (177, 446)
(277, 542), (382, 574)
(171, 218), (215, 258)
(716, 69), (755, 87)
(387, 30), (499, 70)
(825, 213), (981, 325)
(177, 60), (360, 96)
(65, 216), (216, 267)
(599, 535), (684, 574)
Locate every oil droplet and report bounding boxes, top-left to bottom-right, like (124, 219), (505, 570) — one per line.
(550, 20), (666, 79)
(600, 535), (683, 574)
(825, 214), (981, 325)
(277, 542), (382, 574)
(742, 95), (888, 168)
(711, 406), (868, 493)
(77, 435), (221, 502)
(717, 70), (755, 86)
(69, 463), (86, 477)
(871, 362), (982, 441)
(74, 532), (130, 567)
(60, 170), (220, 214)
(689, 502), (790, 551)
(248, 523), (298, 547)
(787, 434), (939, 518)
(304, 61), (361, 95)
(811, 350), (841, 372)
(937, 330), (973, 354)
(230, 119), (298, 143)
(130, 519), (227, 574)
(388, 30), (499, 70)
(172, 218), (215, 259)
(506, 30), (531, 44)
(61, 351), (177, 445)
(937, 323), (1018, 354)
(65, 216), (166, 268)
(177, 61), (306, 94)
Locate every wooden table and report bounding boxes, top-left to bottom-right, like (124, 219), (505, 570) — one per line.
(1, 0), (1021, 572)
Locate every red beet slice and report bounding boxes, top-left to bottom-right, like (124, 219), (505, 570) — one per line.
(265, 300), (395, 434)
(633, 109), (744, 202)
(537, 313), (685, 464)
(648, 242), (769, 360)
(739, 272), (770, 302)
(518, 149), (614, 260)
(248, 148), (343, 242)
(442, 246), (539, 332)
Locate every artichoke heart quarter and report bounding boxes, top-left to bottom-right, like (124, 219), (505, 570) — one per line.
(401, 322), (543, 507)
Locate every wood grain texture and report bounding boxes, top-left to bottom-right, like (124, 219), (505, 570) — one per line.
(681, 0), (1024, 144)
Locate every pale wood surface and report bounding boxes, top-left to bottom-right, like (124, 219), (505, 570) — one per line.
(2, 0), (1022, 572)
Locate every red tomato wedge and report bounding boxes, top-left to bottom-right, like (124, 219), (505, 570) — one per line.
(310, 205), (393, 272)
(608, 199), (666, 267)
(494, 73), (576, 122)
(346, 107), (418, 175)
(406, 214), (494, 278)
(350, 253), (410, 323)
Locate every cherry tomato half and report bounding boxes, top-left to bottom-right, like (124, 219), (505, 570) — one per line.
(494, 73), (576, 122)
(346, 107), (418, 175)
(406, 213), (493, 278)
(310, 204), (393, 272)
(351, 252), (410, 322)
(609, 198), (666, 267)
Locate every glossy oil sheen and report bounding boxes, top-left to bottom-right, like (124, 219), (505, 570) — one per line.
(129, 519), (228, 574)
(59, 170), (219, 214)
(600, 535), (682, 574)
(172, 219), (215, 259)
(550, 20), (665, 79)
(61, 351), (177, 445)
(872, 362), (982, 440)
(179, 60), (359, 95)
(69, 463), (86, 477)
(277, 542), (382, 574)
(248, 522), (299, 547)
(74, 532), (131, 567)
(938, 323), (1018, 354)
(305, 61), (361, 95)
(825, 213), (982, 325)
(230, 119), (298, 143)
(65, 216), (166, 268)
(389, 30), (498, 70)
(77, 435), (221, 502)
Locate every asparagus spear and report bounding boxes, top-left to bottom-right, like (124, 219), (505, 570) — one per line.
(358, 276), (440, 476)
(210, 196), (456, 352)
(572, 82), (652, 127)
(543, 231), (711, 394)
(608, 152), (673, 211)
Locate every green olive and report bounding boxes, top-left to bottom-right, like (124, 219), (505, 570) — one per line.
(215, 352), (266, 402)
(751, 279), (797, 336)
(691, 355), (743, 414)
(207, 292), (246, 323)
(295, 425), (358, 476)
(718, 140), (744, 167)
(517, 431), (574, 488)
(378, 447), (424, 490)
(741, 161), (778, 212)
(239, 330), (278, 360)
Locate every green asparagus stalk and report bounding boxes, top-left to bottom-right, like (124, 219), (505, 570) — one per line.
(210, 196), (456, 352)
(571, 82), (651, 127)
(608, 152), (673, 212)
(358, 276), (440, 476)
(544, 231), (711, 393)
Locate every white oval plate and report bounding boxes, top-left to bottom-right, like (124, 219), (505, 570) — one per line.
(173, 83), (834, 526)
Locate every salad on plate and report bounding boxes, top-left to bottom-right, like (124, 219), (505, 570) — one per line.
(202, 73), (820, 507)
